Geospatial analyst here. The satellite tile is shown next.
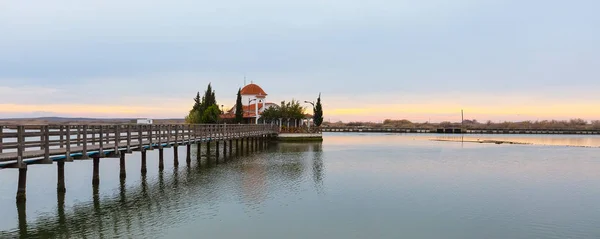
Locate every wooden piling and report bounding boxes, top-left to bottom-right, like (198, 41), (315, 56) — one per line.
(57, 161), (66, 193)
(119, 153), (126, 179)
(196, 143), (201, 161)
(236, 139), (240, 156)
(223, 140), (227, 159)
(207, 141), (211, 159)
(159, 148), (165, 171)
(16, 167), (27, 202)
(229, 140), (233, 157)
(173, 146), (179, 167)
(216, 141), (220, 161)
(186, 144), (191, 165)
(141, 150), (147, 174)
(92, 157), (100, 186)
(246, 137), (250, 154)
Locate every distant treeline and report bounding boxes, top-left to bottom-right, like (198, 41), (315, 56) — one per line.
(323, 118), (600, 130)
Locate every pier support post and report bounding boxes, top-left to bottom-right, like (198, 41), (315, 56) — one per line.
(238, 139), (242, 156)
(258, 136), (262, 150)
(92, 157), (100, 186)
(246, 137), (250, 154)
(141, 150), (147, 174)
(223, 140), (227, 159)
(229, 140), (233, 157)
(16, 167), (27, 203)
(186, 144), (191, 165)
(173, 146), (179, 167)
(159, 148), (165, 171)
(207, 141), (211, 159)
(57, 161), (66, 193)
(216, 141), (220, 162)
(196, 143), (201, 161)
(119, 153), (126, 179)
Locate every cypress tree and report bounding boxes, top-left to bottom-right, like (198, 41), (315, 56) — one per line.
(313, 93), (324, 127)
(186, 83), (220, 124)
(192, 92), (201, 111)
(235, 88), (243, 123)
(202, 83), (217, 110)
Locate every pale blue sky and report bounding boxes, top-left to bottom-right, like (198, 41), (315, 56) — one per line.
(1, 0), (599, 122)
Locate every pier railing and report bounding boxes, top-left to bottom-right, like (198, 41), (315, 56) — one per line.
(0, 124), (278, 166)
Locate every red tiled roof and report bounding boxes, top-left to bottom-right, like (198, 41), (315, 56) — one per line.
(227, 102), (276, 113)
(242, 103), (262, 112)
(240, 83), (267, 96)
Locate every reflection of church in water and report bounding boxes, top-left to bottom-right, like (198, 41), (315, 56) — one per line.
(239, 143), (325, 205)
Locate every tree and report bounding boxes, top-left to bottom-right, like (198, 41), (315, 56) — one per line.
(192, 92), (201, 111)
(185, 109), (202, 124)
(313, 93), (323, 127)
(235, 88), (243, 123)
(201, 83), (217, 112)
(185, 83), (220, 124)
(201, 105), (221, 124)
(261, 106), (281, 123)
(260, 100), (305, 125)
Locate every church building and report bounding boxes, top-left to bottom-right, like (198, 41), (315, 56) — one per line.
(221, 83), (278, 124)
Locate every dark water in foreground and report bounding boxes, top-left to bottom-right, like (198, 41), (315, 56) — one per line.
(1, 133), (600, 238)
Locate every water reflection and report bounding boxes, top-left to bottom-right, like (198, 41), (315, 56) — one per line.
(311, 143), (325, 194)
(16, 202), (27, 239)
(434, 134), (600, 147)
(1, 142), (324, 238)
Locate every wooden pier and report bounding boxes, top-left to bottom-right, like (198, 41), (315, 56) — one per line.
(0, 124), (278, 202)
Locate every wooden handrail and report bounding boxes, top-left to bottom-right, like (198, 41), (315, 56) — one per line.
(0, 124), (278, 163)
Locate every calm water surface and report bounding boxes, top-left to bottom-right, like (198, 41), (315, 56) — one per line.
(1, 133), (600, 238)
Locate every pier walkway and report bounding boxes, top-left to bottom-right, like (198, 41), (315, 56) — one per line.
(0, 124), (278, 202)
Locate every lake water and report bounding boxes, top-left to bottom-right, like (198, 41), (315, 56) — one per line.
(1, 133), (600, 238)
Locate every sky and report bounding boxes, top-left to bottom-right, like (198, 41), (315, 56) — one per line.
(0, 0), (599, 122)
